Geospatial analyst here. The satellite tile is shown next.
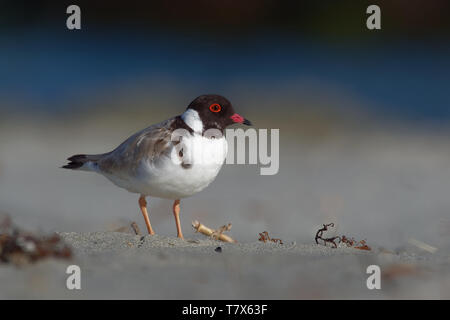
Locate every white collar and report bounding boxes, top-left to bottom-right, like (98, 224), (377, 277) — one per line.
(181, 109), (203, 133)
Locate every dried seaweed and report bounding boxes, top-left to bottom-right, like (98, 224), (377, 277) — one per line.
(314, 223), (341, 248)
(0, 215), (72, 266)
(315, 223), (371, 250)
(258, 231), (284, 245)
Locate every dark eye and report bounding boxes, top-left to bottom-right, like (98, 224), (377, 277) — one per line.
(209, 103), (221, 113)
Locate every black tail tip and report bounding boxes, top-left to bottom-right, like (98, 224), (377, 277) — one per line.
(62, 162), (83, 169)
(67, 154), (87, 162)
(63, 154), (88, 169)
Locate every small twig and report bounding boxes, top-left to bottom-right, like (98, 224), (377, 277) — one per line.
(407, 238), (437, 253)
(131, 222), (141, 236)
(192, 220), (236, 243)
(315, 223), (340, 247)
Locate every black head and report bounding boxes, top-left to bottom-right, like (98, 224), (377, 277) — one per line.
(185, 94), (251, 132)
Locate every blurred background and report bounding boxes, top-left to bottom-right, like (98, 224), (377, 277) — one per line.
(1, 0), (450, 249)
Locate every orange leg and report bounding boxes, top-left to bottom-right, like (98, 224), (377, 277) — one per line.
(139, 195), (155, 235)
(173, 199), (184, 239)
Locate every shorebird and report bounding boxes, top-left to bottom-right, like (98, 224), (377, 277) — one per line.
(63, 94), (251, 239)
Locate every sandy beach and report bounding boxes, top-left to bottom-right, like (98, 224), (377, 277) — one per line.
(1, 230), (449, 299)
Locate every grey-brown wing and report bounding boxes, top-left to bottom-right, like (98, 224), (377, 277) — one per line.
(97, 118), (177, 174)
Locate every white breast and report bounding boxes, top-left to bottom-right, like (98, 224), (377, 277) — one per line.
(125, 134), (228, 199)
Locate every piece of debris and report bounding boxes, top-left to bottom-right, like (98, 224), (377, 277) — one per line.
(0, 215), (72, 266)
(215, 246), (222, 253)
(315, 223), (341, 248)
(407, 238), (437, 254)
(353, 239), (371, 251)
(314, 223), (371, 250)
(131, 222), (141, 236)
(192, 220), (236, 243)
(258, 231), (284, 245)
(340, 236), (371, 250)
(111, 220), (142, 235)
(340, 235), (356, 247)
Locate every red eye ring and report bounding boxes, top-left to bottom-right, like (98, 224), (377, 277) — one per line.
(209, 103), (221, 113)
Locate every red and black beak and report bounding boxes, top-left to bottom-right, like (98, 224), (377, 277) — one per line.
(230, 113), (252, 126)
